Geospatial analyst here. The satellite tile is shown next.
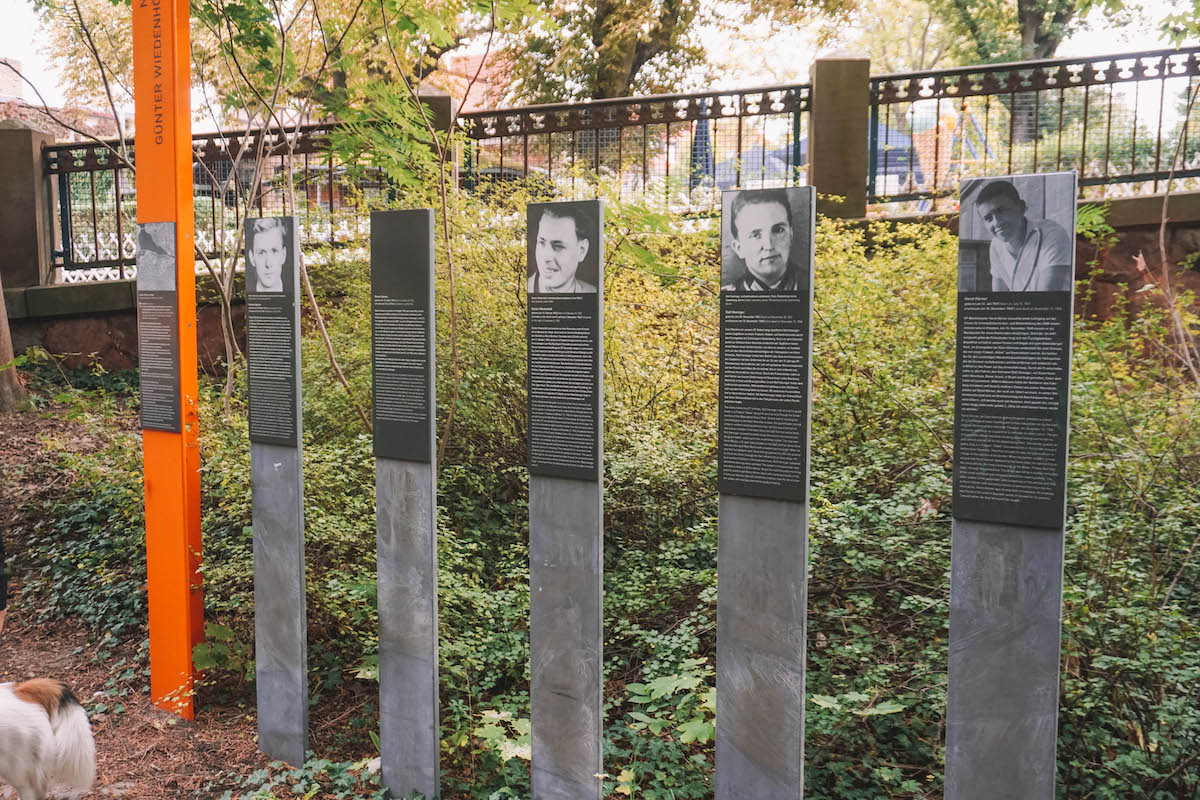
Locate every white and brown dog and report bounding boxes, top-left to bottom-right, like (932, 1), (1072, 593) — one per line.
(0, 679), (96, 800)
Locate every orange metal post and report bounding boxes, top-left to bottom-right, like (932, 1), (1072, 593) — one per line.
(133, 0), (203, 719)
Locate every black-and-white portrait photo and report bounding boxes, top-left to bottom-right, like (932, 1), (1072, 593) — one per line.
(721, 187), (812, 292)
(959, 173), (1076, 292)
(247, 217), (294, 294)
(527, 201), (601, 294)
(136, 222), (176, 292)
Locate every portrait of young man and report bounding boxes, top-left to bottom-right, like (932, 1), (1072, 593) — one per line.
(528, 205), (599, 294)
(248, 217), (291, 294)
(721, 188), (810, 292)
(972, 178), (1073, 292)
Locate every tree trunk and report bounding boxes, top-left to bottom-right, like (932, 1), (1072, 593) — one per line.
(590, 0), (690, 99)
(591, 0), (637, 99)
(0, 271), (29, 412)
(1011, 92), (1038, 144)
(1009, 0), (1075, 143)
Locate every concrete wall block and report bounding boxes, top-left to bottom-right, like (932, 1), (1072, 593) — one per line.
(24, 279), (136, 318)
(0, 125), (54, 288)
(808, 56), (871, 219)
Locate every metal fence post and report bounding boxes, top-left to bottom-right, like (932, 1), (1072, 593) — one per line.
(57, 171), (74, 273)
(867, 100), (880, 204)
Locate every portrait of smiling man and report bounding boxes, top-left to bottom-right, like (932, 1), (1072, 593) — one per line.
(528, 206), (598, 294)
(248, 217), (290, 293)
(722, 188), (809, 292)
(974, 178), (1073, 292)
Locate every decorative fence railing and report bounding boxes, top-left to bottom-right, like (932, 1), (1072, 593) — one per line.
(44, 124), (388, 281)
(870, 47), (1200, 210)
(39, 46), (1200, 278)
(458, 83), (811, 208)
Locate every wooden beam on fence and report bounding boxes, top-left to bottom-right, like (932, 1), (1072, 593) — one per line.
(133, 0), (203, 719)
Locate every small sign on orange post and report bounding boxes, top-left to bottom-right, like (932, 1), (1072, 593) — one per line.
(132, 0), (203, 719)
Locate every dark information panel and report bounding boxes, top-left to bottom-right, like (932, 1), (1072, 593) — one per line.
(718, 294), (811, 501)
(953, 292), (1073, 528)
(371, 209), (434, 462)
(246, 217), (301, 448)
(136, 222), (182, 432)
(526, 200), (604, 482)
(716, 186), (815, 503)
(527, 294), (602, 480)
(138, 293), (182, 432)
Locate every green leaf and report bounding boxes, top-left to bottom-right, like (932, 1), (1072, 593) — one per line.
(353, 654), (379, 680)
(192, 644), (220, 671)
(677, 718), (714, 744)
(205, 623), (237, 642)
(854, 701), (907, 716)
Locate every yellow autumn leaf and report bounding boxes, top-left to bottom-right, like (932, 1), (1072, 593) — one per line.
(616, 768), (636, 796)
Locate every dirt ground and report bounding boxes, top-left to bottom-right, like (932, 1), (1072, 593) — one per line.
(0, 407), (380, 799)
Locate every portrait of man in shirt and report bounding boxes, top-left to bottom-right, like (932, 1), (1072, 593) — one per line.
(721, 188), (810, 292)
(527, 205), (599, 294)
(974, 179), (1073, 292)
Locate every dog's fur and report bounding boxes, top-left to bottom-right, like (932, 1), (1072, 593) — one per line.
(0, 679), (96, 800)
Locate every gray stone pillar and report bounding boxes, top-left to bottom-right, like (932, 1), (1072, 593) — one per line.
(376, 460), (438, 796)
(530, 476), (604, 799)
(416, 89), (454, 137)
(945, 172), (1077, 799)
(252, 443), (308, 766)
(0, 123), (55, 288)
(716, 496), (808, 798)
(246, 216), (307, 767)
(944, 523), (1064, 798)
(807, 54), (870, 219)
(370, 208), (439, 798)
(525, 200), (605, 800)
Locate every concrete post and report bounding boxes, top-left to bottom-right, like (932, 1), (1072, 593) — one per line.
(417, 88), (456, 185)
(807, 54), (870, 218)
(0, 269), (29, 411)
(416, 88), (454, 136)
(0, 123), (55, 288)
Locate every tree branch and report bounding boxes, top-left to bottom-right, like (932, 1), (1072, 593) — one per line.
(70, 0), (130, 164)
(0, 62), (133, 171)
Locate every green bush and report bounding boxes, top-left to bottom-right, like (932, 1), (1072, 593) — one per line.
(13, 183), (1199, 798)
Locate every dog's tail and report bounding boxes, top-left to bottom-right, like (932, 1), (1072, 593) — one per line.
(13, 679), (97, 791)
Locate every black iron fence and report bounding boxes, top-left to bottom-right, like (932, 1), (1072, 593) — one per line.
(42, 46), (1200, 278)
(460, 84), (810, 208)
(870, 47), (1200, 210)
(44, 124), (387, 281)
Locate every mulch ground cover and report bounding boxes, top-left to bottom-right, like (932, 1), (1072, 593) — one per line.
(0, 407), (384, 799)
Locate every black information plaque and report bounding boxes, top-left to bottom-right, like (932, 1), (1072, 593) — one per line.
(371, 209), (434, 462)
(246, 217), (301, 448)
(717, 187), (815, 502)
(953, 293), (1072, 528)
(718, 294), (811, 500)
(136, 222), (182, 433)
(526, 200), (603, 481)
(952, 172), (1076, 529)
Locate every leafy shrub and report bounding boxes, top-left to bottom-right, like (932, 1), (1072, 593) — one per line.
(14, 182), (1200, 798)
